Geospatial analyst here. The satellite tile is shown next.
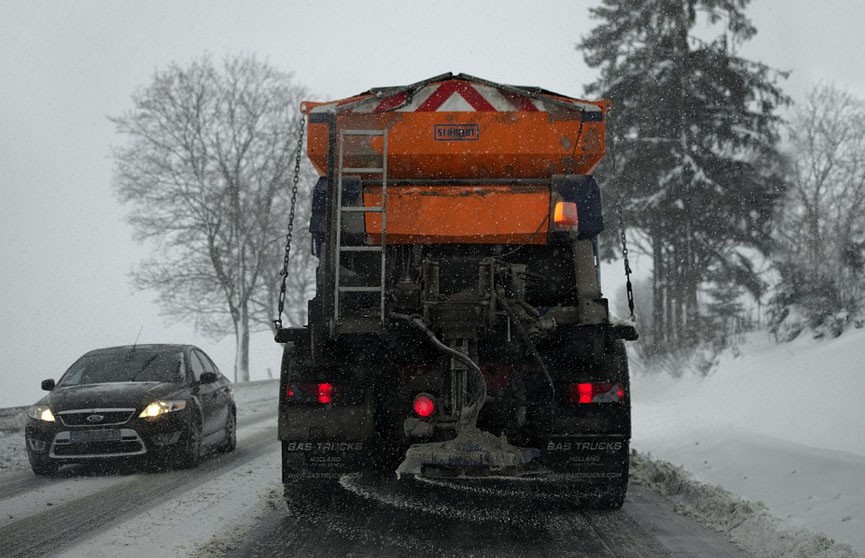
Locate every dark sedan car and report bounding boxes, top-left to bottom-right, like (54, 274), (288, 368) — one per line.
(25, 344), (236, 475)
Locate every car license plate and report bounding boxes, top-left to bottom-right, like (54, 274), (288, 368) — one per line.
(70, 429), (121, 443)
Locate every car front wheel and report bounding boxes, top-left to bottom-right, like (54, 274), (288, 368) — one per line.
(175, 411), (202, 469)
(29, 458), (59, 476)
(218, 410), (236, 453)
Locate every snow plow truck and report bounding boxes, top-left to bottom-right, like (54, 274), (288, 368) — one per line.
(275, 73), (637, 509)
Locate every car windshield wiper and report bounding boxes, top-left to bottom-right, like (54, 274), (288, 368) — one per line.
(130, 354), (161, 381)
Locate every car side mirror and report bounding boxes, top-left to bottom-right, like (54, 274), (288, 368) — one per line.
(199, 372), (218, 385)
(41, 379), (56, 391)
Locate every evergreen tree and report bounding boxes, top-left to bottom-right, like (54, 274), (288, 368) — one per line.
(579, 0), (788, 354)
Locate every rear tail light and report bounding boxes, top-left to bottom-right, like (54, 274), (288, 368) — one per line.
(412, 393), (436, 418)
(568, 382), (625, 404)
(285, 382), (338, 404)
(317, 383), (333, 404)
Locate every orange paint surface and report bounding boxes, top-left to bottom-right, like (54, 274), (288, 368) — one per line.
(302, 78), (609, 244)
(306, 110), (606, 180)
(361, 185), (550, 244)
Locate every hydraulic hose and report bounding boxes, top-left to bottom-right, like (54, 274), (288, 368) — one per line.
(390, 312), (487, 427)
(496, 298), (555, 401)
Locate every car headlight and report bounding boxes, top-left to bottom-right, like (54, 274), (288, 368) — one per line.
(27, 406), (55, 423)
(138, 400), (187, 419)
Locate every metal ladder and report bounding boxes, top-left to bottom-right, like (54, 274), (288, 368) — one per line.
(333, 129), (388, 329)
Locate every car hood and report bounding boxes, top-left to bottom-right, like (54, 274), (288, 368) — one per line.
(44, 382), (186, 412)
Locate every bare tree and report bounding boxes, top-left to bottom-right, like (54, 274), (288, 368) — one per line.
(771, 84), (865, 336)
(112, 54), (314, 381)
(251, 159), (318, 332)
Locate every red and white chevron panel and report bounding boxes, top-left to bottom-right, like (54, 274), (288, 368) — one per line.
(310, 77), (599, 115)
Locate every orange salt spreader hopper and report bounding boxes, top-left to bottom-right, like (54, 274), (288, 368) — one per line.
(302, 73), (610, 245)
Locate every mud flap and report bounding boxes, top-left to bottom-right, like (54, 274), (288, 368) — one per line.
(539, 436), (629, 483)
(281, 440), (372, 481)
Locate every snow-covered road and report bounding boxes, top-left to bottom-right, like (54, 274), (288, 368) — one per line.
(1, 330), (863, 558)
(228, 477), (750, 558)
(0, 380), (283, 557)
(0, 406), (751, 558)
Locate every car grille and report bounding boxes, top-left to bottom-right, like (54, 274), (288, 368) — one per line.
(50, 428), (146, 458)
(52, 440), (145, 457)
(58, 409), (136, 427)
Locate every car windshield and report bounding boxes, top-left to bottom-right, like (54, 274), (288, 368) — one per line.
(57, 350), (184, 387)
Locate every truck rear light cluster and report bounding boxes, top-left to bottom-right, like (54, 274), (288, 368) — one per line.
(286, 382), (337, 404)
(552, 201), (579, 232)
(412, 393), (436, 418)
(317, 383), (334, 404)
(568, 382), (625, 404)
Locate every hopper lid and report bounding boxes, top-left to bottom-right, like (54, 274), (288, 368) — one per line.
(302, 72), (607, 116)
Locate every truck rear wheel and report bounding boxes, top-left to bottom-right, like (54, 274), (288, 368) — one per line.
(595, 480), (628, 510)
(372, 442), (403, 478)
(284, 478), (338, 515)
(591, 450), (630, 510)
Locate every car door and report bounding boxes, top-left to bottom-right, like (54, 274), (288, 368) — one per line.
(196, 350), (231, 429)
(189, 349), (220, 438)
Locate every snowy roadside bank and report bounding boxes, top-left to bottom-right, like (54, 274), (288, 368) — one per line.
(0, 407), (27, 432)
(631, 451), (860, 558)
(632, 328), (865, 556)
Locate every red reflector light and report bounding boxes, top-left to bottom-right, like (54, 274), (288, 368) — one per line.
(412, 394), (436, 418)
(317, 383), (333, 404)
(569, 382), (624, 404)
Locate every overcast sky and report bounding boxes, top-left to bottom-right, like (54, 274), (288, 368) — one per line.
(1, 0), (864, 408)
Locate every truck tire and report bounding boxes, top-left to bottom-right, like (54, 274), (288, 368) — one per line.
(590, 339), (630, 510)
(284, 478), (338, 515)
(592, 449), (630, 510)
(371, 413), (406, 478)
(540, 335), (631, 510)
(595, 480), (628, 510)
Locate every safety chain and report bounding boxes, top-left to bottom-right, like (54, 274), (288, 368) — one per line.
(274, 115), (305, 331)
(610, 139), (636, 322)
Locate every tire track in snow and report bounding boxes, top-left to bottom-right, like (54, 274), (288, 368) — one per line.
(0, 414), (277, 558)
